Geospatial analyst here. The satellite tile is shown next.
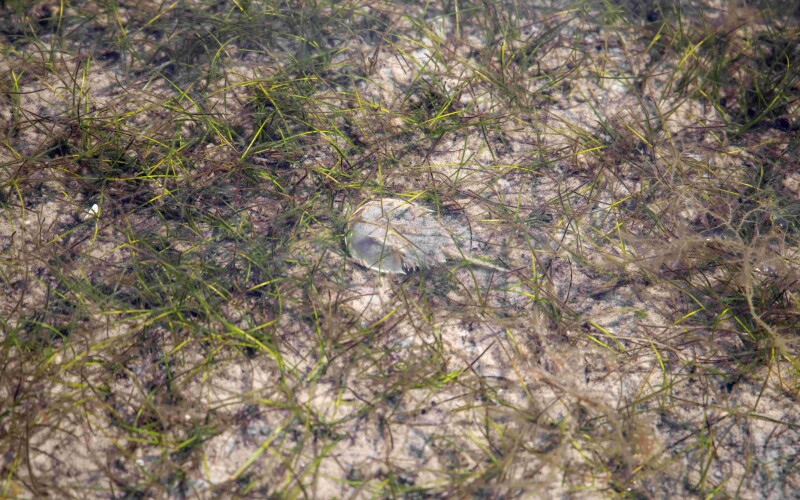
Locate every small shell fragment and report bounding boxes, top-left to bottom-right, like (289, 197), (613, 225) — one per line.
(81, 203), (100, 221)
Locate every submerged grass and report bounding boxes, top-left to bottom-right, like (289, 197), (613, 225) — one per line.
(0, 0), (798, 497)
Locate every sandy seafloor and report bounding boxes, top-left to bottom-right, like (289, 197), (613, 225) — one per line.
(1, 0), (799, 497)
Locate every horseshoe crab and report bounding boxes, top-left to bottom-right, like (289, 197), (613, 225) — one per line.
(346, 198), (505, 274)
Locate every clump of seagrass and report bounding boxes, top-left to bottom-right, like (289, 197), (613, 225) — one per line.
(346, 198), (506, 274)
